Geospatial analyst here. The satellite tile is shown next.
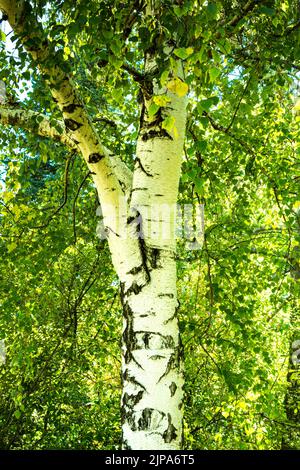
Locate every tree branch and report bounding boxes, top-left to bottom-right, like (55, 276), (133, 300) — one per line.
(122, 63), (146, 85)
(225, 75), (251, 132)
(221, 0), (264, 29)
(0, 106), (77, 149)
(31, 152), (75, 230)
(0, 0), (132, 196)
(0, 105), (132, 189)
(72, 170), (92, 244)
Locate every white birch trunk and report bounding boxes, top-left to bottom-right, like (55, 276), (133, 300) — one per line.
(115, 59), (187, 449)
(120, 252), (184, 450)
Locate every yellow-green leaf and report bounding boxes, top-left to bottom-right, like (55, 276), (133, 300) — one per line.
(8, 242), (17, 253)
(153, 95), (171, 107)
(148, 102), (160, 118)
(160, 70), (169, 87)
(167, 78), (189, 97)
(209, 66), (221, 82)
(162, 116), (178, 138)
(174, 47), (194, 60)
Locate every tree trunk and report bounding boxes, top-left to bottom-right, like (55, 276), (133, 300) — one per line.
(120, 249), (184, 449)
(281, 314), (300, 449)
(115, 53), (187, 449)
(281, 225), (300, 449)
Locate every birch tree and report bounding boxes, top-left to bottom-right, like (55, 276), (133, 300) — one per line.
(0, 0), (299, 450)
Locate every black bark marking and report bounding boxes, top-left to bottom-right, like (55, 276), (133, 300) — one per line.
(88, 152), (105, 164)
(118, 179), (126, 193)
(64, 118), (83, 131)
(121, 407), (138, 431)
(120, 288), (137, 364)
(163, 413), (177, 443)
(178, 333), (185, 361)
(62, 103), (82, 114)
(122, 439), (131, 450)
(141, 129), (172, 141)
(135, 331), (175, 350)
(126, 264), (143, 276)
(137, 408), (165, 431)
(104, 226), (120, 237)
(143, 332), (150, 348)
(158, 293), (174, 298)
(135, 157), (153, 177)
(122, 369), (146, 392)
(169, 382), (177, 397)
(120, 284), (143, 368)
(150, 248), (161, 269)
(139, 312), (155, 317)
(123, 390), (144, 408)
(151, 354), (165, 360)
(127, 209), (151, 283)
(157, 348), (180, 383)
(164, 312), (177, 324)
(127, 215), (136, 225)
(163, 335), (175, 348)
(125, 281), (143, 296)
(138, 236), (151, 283)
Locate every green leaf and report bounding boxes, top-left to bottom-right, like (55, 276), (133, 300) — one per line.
(259, 6), (276, 16)
(197, 96), (219, 112)
(174, 47), (193, 60)
(8, 242), (17, 253)
(167, 78), (189, 97)
(111, 88), (122, 102)
(160, 70), (169, 87)
(209, 66), (221, 82)
(207, 3), (218, 19)
(153, 95), (170, 107)
(102, 30), (113, 40)
(162, 116), (177, 137)
(110, 40), (121, 56)
(14, 410), (21, 419)
(148, 102), (160, 118)
(109, 55), (123, 69)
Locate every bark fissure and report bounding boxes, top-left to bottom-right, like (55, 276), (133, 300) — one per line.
(135, 157), (154, 177)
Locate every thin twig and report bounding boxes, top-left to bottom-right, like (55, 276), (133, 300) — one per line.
(72, 171), (92, 244)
